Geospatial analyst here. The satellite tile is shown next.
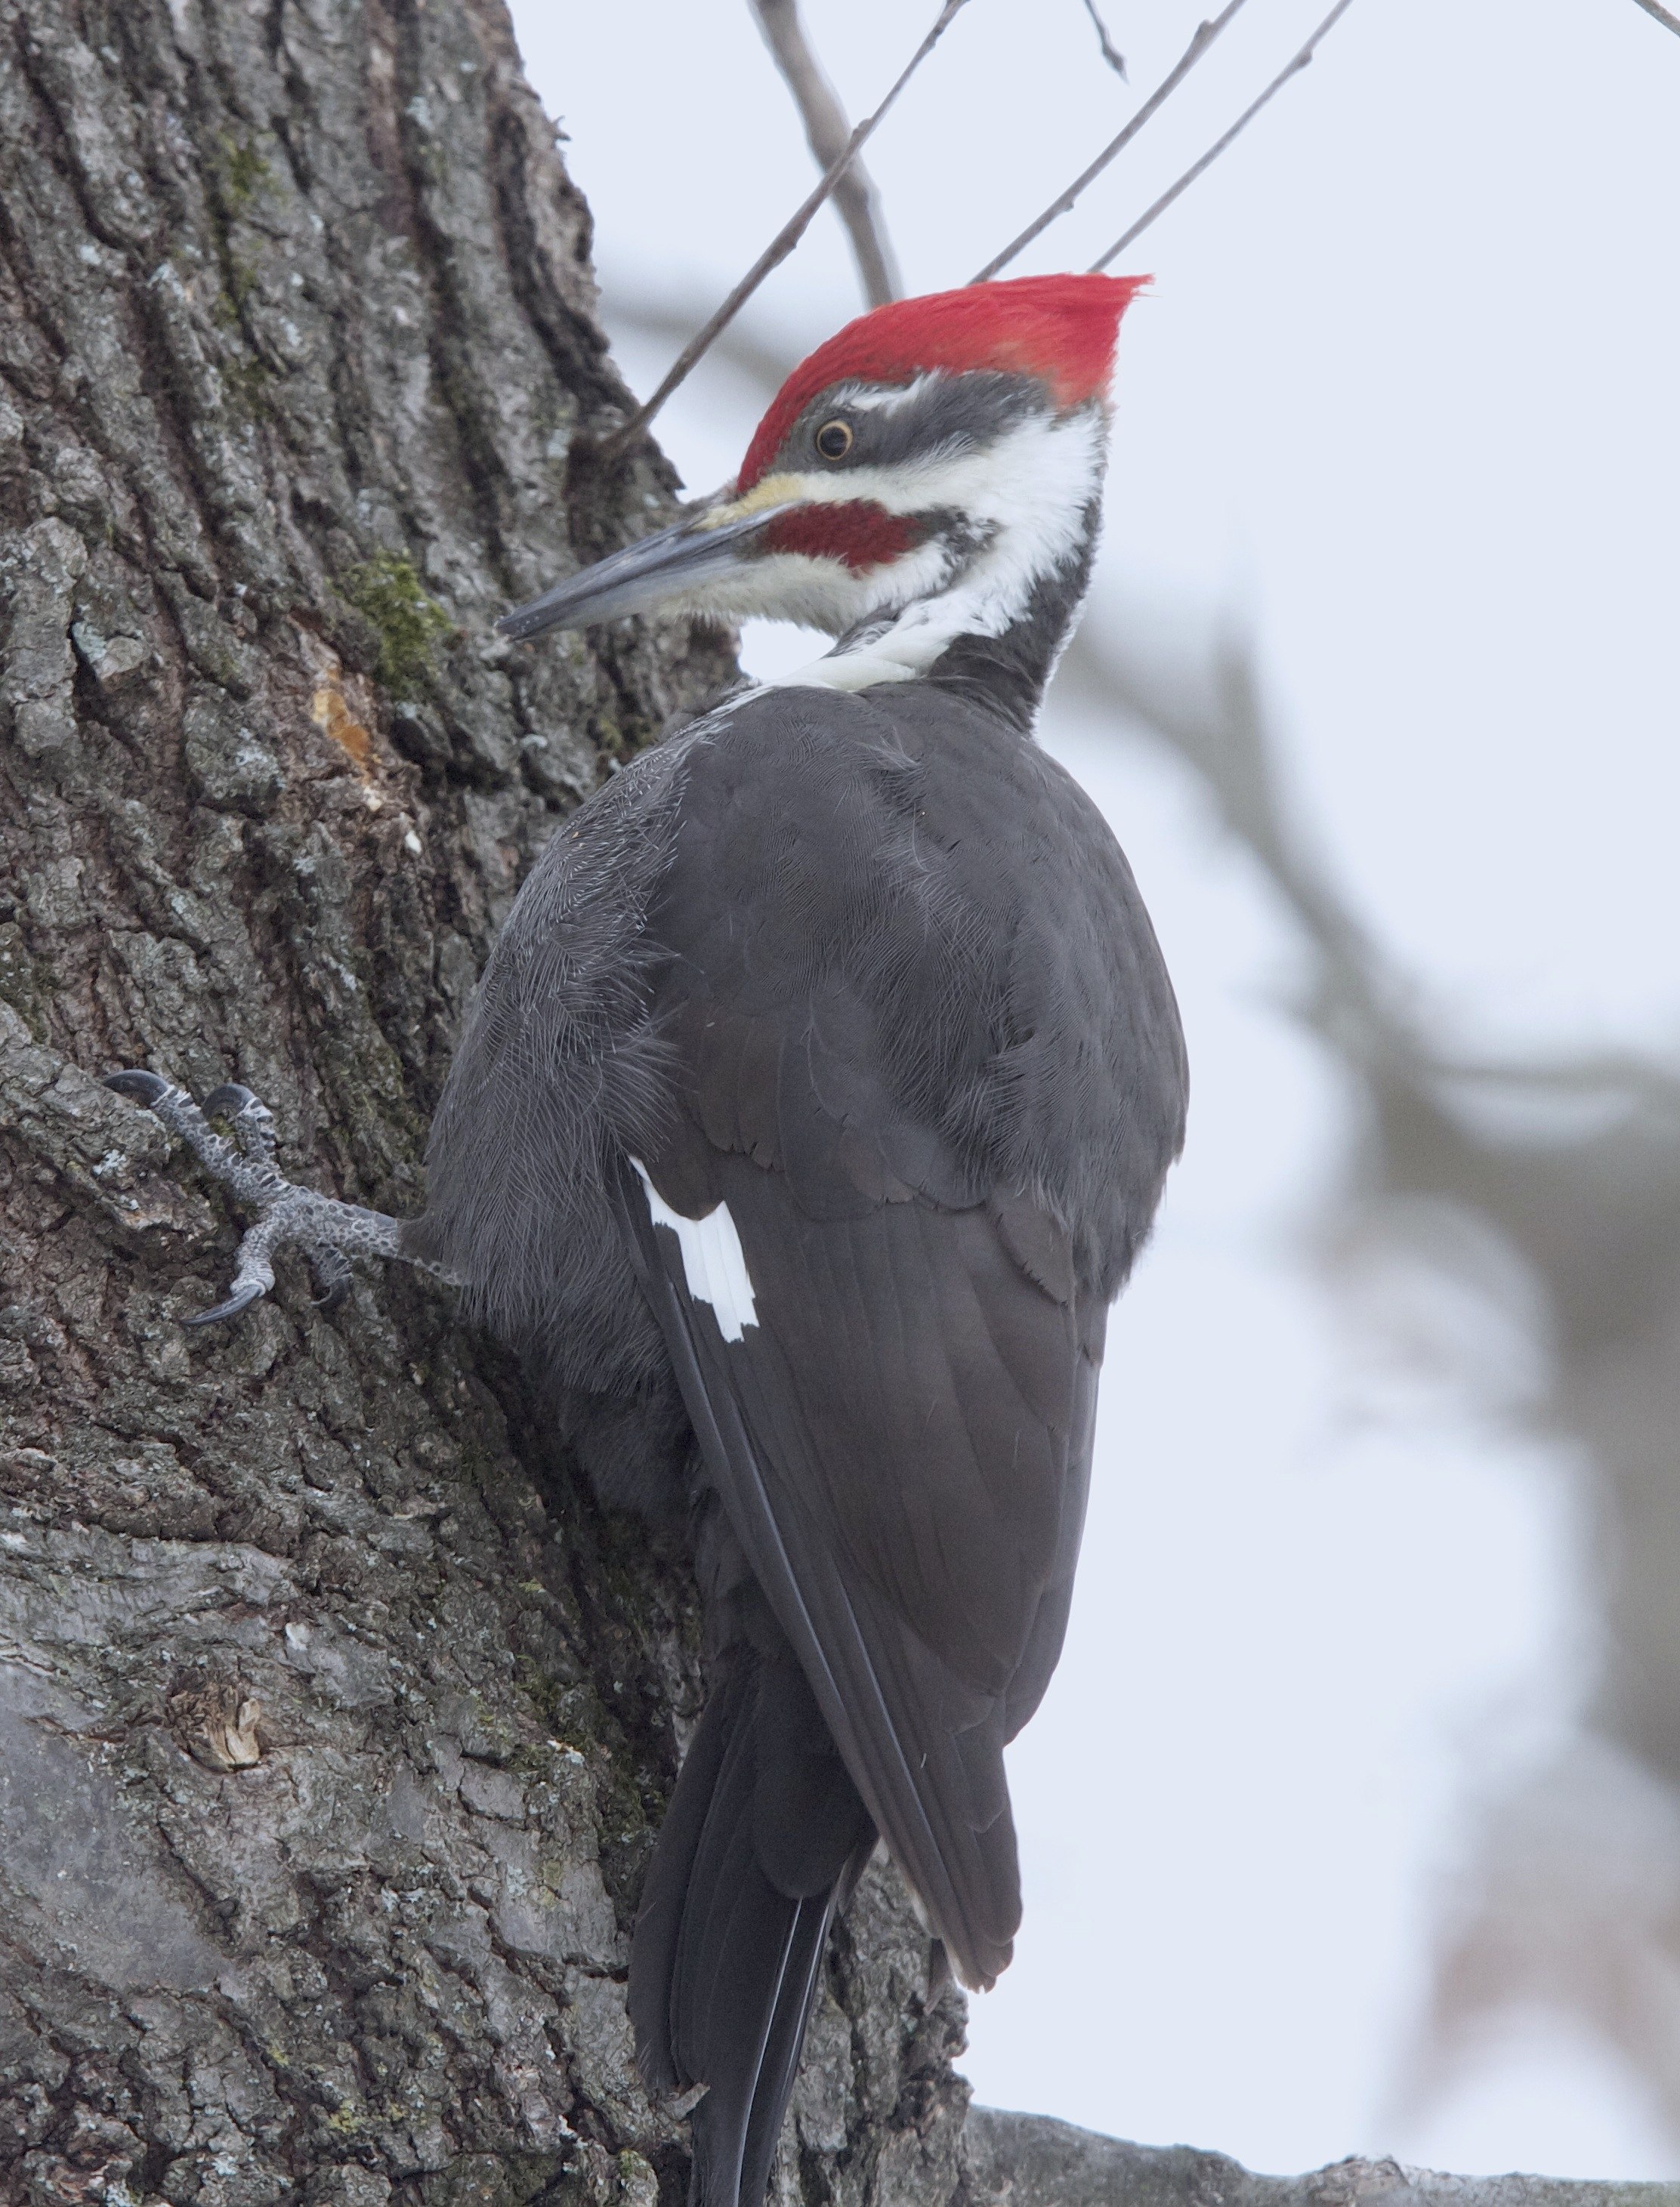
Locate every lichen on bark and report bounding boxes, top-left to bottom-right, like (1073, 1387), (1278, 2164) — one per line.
(0, 4), (968, 2203)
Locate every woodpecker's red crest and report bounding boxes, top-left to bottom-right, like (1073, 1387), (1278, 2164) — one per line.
(500, 273), (1147, 691)
(736, 272), (1148, 489)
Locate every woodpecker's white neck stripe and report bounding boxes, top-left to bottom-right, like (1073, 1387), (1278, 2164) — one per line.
(631, 1159), (759, 1342)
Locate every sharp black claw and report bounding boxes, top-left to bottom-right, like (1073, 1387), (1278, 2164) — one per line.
(184, 1282), (267, 1328)
(202, 1082), (260, 1120)
(105, 1069), (169, 1104)
(309, 1244), (354, 1311)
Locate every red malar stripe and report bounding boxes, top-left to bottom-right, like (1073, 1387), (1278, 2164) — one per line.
(764, 502), (925, 573)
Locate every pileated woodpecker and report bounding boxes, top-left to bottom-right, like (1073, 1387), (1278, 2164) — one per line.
(110, 273), (1187, 2207)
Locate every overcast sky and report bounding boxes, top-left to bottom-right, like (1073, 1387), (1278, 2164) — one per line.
(508, 0), (1680, 2175)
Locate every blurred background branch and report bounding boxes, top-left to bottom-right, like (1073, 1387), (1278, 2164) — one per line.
(1065, 604), (1680, 2147)
(749, 0), (901, 304)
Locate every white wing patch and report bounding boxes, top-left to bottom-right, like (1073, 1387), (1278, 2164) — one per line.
(631, 1159), (760, 1343)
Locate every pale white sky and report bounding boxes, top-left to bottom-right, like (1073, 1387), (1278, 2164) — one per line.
(509, 0), (1680, 2175)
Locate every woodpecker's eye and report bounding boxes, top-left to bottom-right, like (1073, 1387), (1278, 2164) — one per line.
(814, 418), (854, 461)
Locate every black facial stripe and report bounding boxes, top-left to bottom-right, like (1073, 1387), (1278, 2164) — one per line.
(778, 369), (1051, 478)
(913, 505), (993, 569)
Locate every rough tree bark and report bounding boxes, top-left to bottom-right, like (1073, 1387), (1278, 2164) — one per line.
(0, 3), (966, 2202)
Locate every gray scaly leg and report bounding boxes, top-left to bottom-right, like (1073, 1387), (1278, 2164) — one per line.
(104, 1071), (443, 1326)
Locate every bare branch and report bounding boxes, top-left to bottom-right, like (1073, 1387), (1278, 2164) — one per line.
(1081, 0), (1128, 79)
(1629, 0), (1680, 35)
(965, 2108), (1680, 2207)
(971, 2), (1252, 285)
(750, 0), (900, 306)
(1091, 0), (1360, 270)
(599, 0), (969, 461)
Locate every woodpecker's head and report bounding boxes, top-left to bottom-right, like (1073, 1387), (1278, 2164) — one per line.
(502, 273), (1146, 699)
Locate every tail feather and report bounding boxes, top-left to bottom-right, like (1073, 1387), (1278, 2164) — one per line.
(632, 1662), (741, 2095)
(631, 1632), (876, 2207)
(733, 1837), (876, 2207)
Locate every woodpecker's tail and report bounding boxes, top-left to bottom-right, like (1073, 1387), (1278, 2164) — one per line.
(630, 1628), (876, 2207)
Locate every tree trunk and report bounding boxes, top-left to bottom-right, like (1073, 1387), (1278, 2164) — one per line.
(0, 4), (967, 2202)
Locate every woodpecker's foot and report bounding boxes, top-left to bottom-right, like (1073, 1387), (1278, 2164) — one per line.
(104, 1071), (409, 1326)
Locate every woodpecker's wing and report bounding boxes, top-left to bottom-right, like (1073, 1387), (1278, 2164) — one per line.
(603, 681), (1171, 1989)
(617, 1139), (1100, 1992)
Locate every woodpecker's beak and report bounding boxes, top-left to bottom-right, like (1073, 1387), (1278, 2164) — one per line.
(498, 499), (793, 642)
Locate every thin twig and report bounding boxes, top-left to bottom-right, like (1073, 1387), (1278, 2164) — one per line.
(599, 0), (969, 461)
(1081, 0), (1128, 79)
(1091, 0), (1360, 270)
(971, 2), (1252, 285)
(750, 0), (900, 306)
(1629, 0), (1680, 34)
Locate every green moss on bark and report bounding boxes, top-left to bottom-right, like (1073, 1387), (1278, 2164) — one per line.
(342, 553), (457, 693)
